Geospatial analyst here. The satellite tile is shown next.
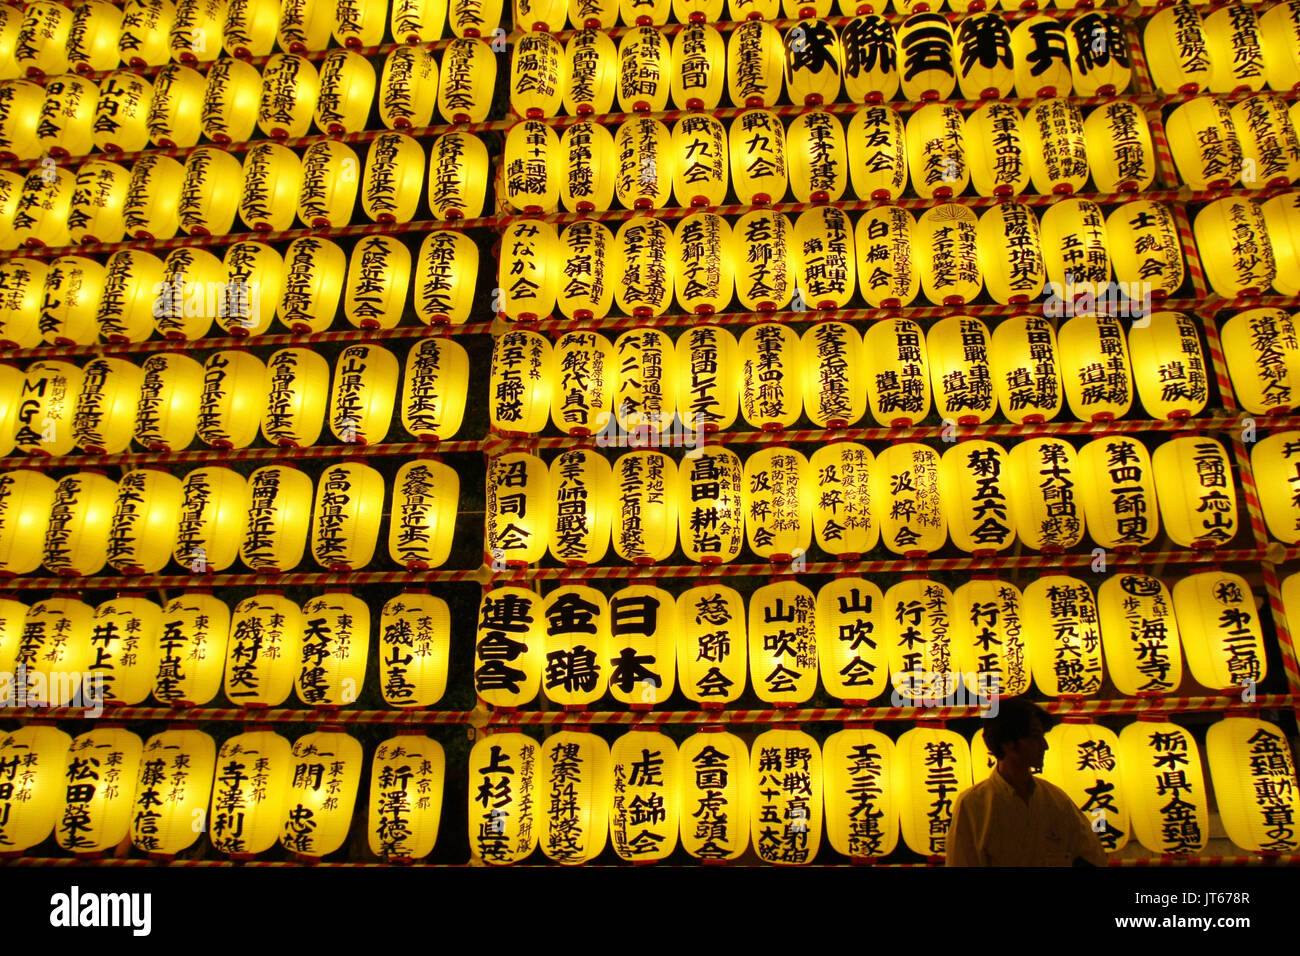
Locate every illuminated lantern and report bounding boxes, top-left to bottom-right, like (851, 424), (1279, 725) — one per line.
(976, 203), (1044, 307)
(368, 735), (443, 863)
(607, 585), (676, 707)
(401, 335), (469, 440)
(1264, 193), (1300, 296)
(239, 464), (312, 572)
(297, 140), (359, 228)
(1204, 2), (1266, 93)
(964, 103), (1028, 198)
(551, 331), (614, 436)
(414, 231), (476, 327)
(874, 444), (945, 556)
(547, 449), (611, 566)
(379, 45), (436, 130)
(615, 25), (668, 113)
(671, 217), (732, 321)
(558, 121), (614, 214)
(86, 76), (149, 152)
(280, 731), (363, 858)
(0, 79), (43, 159)
(1041, 722), (1128, 854)
(498, 219), (558, 322)
(467, 732), (540, 864)
(261, 349), (328, 447)
(1221, 309), (1300, 415)
(556, 223), (617, 323)
(146, 64), (205, 147)
(169, 0), (223, 64)
(917, 204), (981, 306)
(1039, 198), (1111, 299)
(1196, 198), (1275, 297)
(0, 169), (20, 249)
(1077, 435), (1158, 550)
(0, 7), (19, 81)
(15, 2), (71, 77)
(1152, 437), (1237, 549)
(743, 447), (811, 562)
(0, 364), (21, 455)
(73, 357), (142, 454)
(1119, 720), (1207, 855)
(810, 442), (877, 557)
(614, 117), (671, 211)
(941, 440), (1016, 555)
(67, 1), (123, 75)
(907, 103), (967, 200)
(472, 586), (542, 708)
(991, 316), (1062, 424)
(315, 51), (375, 135)
(795, 209), (855, 311)
(276, 237), (344, 333)
(559, 33), (616, 122)
(0, 256), (45, 347)
(197, 350), (265, 449)
(381, 591), (451, 707)
(223, 0), (279, 57)
(11, 597), (91, 705)
(42, 471), (117, 577)
(783, 20), (841, 106)
(540, 584), (608, 707)
(748, 581), (817, 705)
(389, 459), (458, 569)
(734, 211), (795, 311)
(174, 466), (248, 572)
(1206, 716), (1300, 854)
(666, 119), (726, 212)
(309, 462), (385, 570)
(1097, 573), (1183, 697)
(802, 321), (864, 426)
(490, 329), (553, 436)
(37, 74), (97, 159)
(108, 469), (181, 575)
(1234, 94), (1300, 187)
(676, 585), (746, 707)
(1128, 311), (1207, 420)
(895, 726), (970, 858)
(333, 0), (386, 47)
(227, 595), (302, 707)
(16, 360), (83, 457)
(739, 323), (802, 430)
(392, 0), (445, 41)
(1165, 96), (1241, 190)
(952, 578), (1029, 698)
(898, 13), (955, 101)
(817, 576), (886, 703)
(485, 453), (549, 566)
(510, 32), (562, 120)
(677, 729), (748, 861)
(437, 38), (494, 123)
(611, 451), (677, 563)
(727, 21), (783, 108)
(208, 729), (291, 856)
(845, 104), (905, 201)
(669, 24), (722, 111)
(823, 727), (896, 860)
(1022, 575), (1103, 697)
(153, 247), (222, 341)
(854, 205), (918, 307)
(840, 15), (898, 103)
(330, 344), (398, 445)
(134, 353), (203, 451)
(343, 236), (409, 330)
(123, 154), (184, 239)
(863, 318), (931, 426)
(88, 596), (161, 705)
(1253, 431), (1300, 542)
(1065, 12), (1130, 95)
(449, 0), (502, 36)
(0, 726), (72, 851)
(729, 109), (787, 205)
(1058, 315), (1134, 422)
(676, 326), (738, 434)
(296, 592), (369, 707)
(1085, 101), (1157, 194)
(538, 731), (610, 864)
(677, 446), (743, 565)
(178, 148), (242, 238)
(239, 142), (301, 233)
(56, 727), (143, 855)
(97, 248), (163, 343)
(278, 0), (332, 52)
(0, 470), (57, 574)
(503, 119), (558, 213)
(1144, 4), (1210, 94)
(1022, 99), (1087, 196)
(955, 12), (1014, 99)
(1262, 0), (1300, 91)
(1006, 437), (1083, 551)
(746, 727), (822, 864)
(11, 167), (73, 249)
(427, 132), (487, 220)
(1105, 201), (1182, 300)
(608, 731), (679, 862)
(1173, 571), (1267, 691)
(613, 326), (676, 432)
(361, 133), (424, 225)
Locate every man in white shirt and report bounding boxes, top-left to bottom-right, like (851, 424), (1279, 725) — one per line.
(946, 698), (1108, 867)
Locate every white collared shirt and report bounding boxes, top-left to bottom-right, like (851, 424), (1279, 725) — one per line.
(945, 768), (1109, 867)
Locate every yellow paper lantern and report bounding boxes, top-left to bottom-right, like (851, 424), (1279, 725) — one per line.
(783, 20), (842, 106)
(1253, 430), (1300, 543)
(485, 452), (550, 566)
(964, 103), (1028, 199)
(975, 203), (1043, 306)
(37, 74), (97, 159)
(557, 120), (614, 214)
(1262, 0), (1300, 92)
(239, 142), (301, 233)
(1022, 98), (1087, 196)
(748, 728), (821, 864)
(174, 466), (248, 572)
(330, 343), (398, 445)
(874, 444), (945, 557)
(1104, 201), (1182, 301)
(467, 731), (541, 864)
(333, 0), (387, 47)
(613, 218), (674, 319)
(1173, 571), (1267, 691)
(342, 236), (409, 330)
(503, 119), (560, 215)
(906, 103), (967, 200)
(1152, 436), (1237, 549)
(734, 211), (796, 312)
(277, 0), (332, 52)
(87, 596), (161, 706)
(16, 360), (82, 456)
(1144, 3), (1210, 94)
(951, 578), (1029, 698)
(401, 335), (469, 440)
(413, 231), (476, 327)
(1057, 315), (1133, 422)
(42, 471), (116, 576)
(555, 222), (617, 323)
(1221, 308), (1300, 415)
(0, 470), (57, 574)
(426, 131), (487, 220)
(169, 0), (223, 64)
(1097, 573), (1183, 697)
(280, 731), (363, 858)
(538, 730), (610, 864)
(954, 12), (1014, 99)
(11, 597), (92, 705)
(668, 23), (722, 111)
(0, 6), (21, 81)
(11, 167), (73, 248)
(1065, 11), (1130, 96)
(56, 726), (143, 855)
(844, 104), (905, 201)
(489, 328), (553, 436)
(729, 108), (787, 205)
(822, 727), (897, 860)
(1127, 311), (1207, 420)
(72, 356), (142, 454)
(360, 133), (424, 226)
(1206, 716), (1300, 854)
(563, 28), (616, 117)
(738, 323), (802, 430)
(794, 208), (856, 311)
(1076, 435), (1158, 550)
(298, 140), (359, 228)
(0, 726), (72, 851)
(437, 38), (495, 123)
(1263, 192), (1300, 297)
(122, 155), (183, 242)
(208, 728), (291, 856)
(540, 584), (608, 708)
(854, 205), (918, 307)
(940, 440), (1015, 554)
(16, 2), (72, 78)
(510, 31), (563, 120)
(548, 448), (611, 566)
(314, 50), (375, 136)
(1085, 101), (1156, 194)
(613, 326), (676, 432)
(1119, 720), (1208, 855)
(728, 0), (776, 18)
(152, 247), (222, 340)
(1165, 96), (1242, 190)
(607, 585), (676, 707)
(498, 219), (558, 322)
(310, 462), (384, 571)
(392, 0), (445, 41)
(862, 318), (930, 426)
(916, 203), (981, 306)
(296, 592), (369, 707)
(1234, 94), (1300, 187)
(380, 591), (451, 707)
(748, 579), (816, 705)
(611, 450), (677, 563)
(1039, 197), (1111, 303)
(224, 593), (302, 706)
(816, 577), (886, 703)
(223, 0), (279, 57)
(840, 15), (898, 103)
(991, 315), (1063, 424)
(130, 728), (216, 857)
(550, 331), (614, 436)
(885, 578), (956, 702)
(1041, 721), (1128, 853)
(472, 586), (542, 709)
(1021, 575), (1103, 697)
(177, 148), (242, 238)
(607, 731), (679, 862)
(134, 352), (203, 451)
(1204, 2), (1266, 94)
(389, 459), (458, 569)
(613, 116), (670, 211)
(676, 585), (746, 706)
(804, 320), (868, 427)
(0, 79), (43, 159)
(1195, 198), (1275, 297)
(261, 348), (329, 447)
(0, 255), (46, 348)
(809, 442), (876, 557)
(197, 350), (266, 449)
(677, 729), (748, 861)
(1006, 436), (1084, 552)
(677, 446), (743, 565)
(898, 12), (955, 101)
(95, 248), (163, 343)
(107, 468), (181, 575)
(368, 735), (445, 862)
(0, 362), (19, 454)
(239, 464), (312, 572)
(146, 64), (204, 148)
(67, 1), (123, 75)
(379, 45), (437, 131)
(676, 326), (738, 434)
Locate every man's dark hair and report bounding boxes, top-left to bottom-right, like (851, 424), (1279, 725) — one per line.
(982, 697), (1056, 760)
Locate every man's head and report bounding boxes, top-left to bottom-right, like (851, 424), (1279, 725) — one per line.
(982, 697), (1054, 770)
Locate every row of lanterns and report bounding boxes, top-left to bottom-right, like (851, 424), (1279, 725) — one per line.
(0, 590), (449, 708)
(1, 716), (1296, 861)
(0, 341), (467, 457)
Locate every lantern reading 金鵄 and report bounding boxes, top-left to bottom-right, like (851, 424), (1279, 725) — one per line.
(1128, 312), (1208, 420)
(89, 596), (162, 706)
(727, 20), (784, 108)
(389, 459), (459, 570)
(940, 440), (1015, 555)
(609, 731), (679, 862)
(607, 585), (677, 708)
(42, 471), (118, 577)
(239, 464), (312, 574)
(224, 593), (303, 708)
(1152, 437), (1238, 550)
(1097, 573), (1183, 698)
(840, 15), (898, 103)
(197, 350), (266, 450)
(280, 731), (363, 858)
(174, 466), (248, 573)
(473, 586), (543, 709)
(468, 732), (541, 865)
(749, 727), (822, 865)
(540, 731), (611, 865)
(107, 468), (182, 575)
(380, 591), (451, 708)
(1021, 575), (1104, 697)
(73, 357), (143, 454)
(565, 29), (617, 116)
(551, 331), (615, 436)
(676, 585), (746, 706)
(1118, 720), (1208, 856)
(952, 578), (1030, 699)
(1171, 571), (1267, 692)
(486, 452), (550, 567)
(1085, 102), (1156, 194)
(56, 727), (143, 855)
(906, 103), (967, 200)
(134, 352), (203, 452)
(0, 726), (72, 852)
(965, 103), (1028, 199)
(1057, 315), (1134, 423)
(1206, 716), (1300, 854)
(262, 348), (329, 448)
(549, 449), (612, 567)
(816, 577), (886, 703)
(895, 726), (971, 859)
(155, 593), (230, 707)
(309, 462), (384, 571)
(368, 735), (445, 863)
(739, 323), (803, 430)
(846, 104), (906, 201)
(131, 729), (216, 857)
(678, 729), (749, 862)
(854, 205), (919, 308)
(669, 24), (723, 111)
(209, 729), (292, 857)
(315, 51), (376, 136)
(296, 592), (369, 707)
(1041, 722), (1129, 854)
(749, 579), (817, 705)
(823, 727), (897, 860)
